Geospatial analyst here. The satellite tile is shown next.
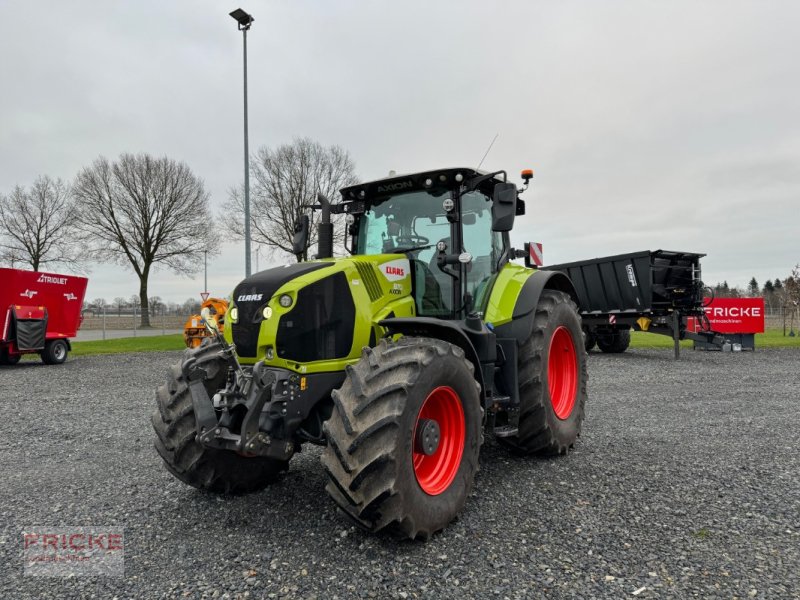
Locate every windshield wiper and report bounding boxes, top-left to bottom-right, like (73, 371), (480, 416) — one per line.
(390, 244), (432, 254)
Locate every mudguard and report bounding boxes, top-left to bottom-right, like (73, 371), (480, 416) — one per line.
(492, 269), (579, 343)
(378, 317), (487, 398)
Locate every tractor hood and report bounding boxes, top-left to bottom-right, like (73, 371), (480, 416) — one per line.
(225, 255), (416, 368)
(229, 262), (334, 358)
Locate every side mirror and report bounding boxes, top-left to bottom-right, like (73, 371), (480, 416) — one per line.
(292, 215), (310, 260)
(491, 182), (517, 231)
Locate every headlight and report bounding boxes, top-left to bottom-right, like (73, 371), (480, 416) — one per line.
(279, 294), (293, 308)
(229, 306), (238, 322)
(262, 306), (273, 320)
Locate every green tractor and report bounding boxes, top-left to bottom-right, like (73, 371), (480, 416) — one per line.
(152, 167), (587, 539)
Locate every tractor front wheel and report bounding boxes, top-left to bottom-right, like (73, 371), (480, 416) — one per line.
(501, 289), (588, 455)
(322, 337), (482, 540)
(151, 340), (288, 494)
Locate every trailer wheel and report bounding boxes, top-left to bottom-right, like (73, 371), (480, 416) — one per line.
(41, 339), (69, 365)
(0, 349), (21, 365)
(151, 341), (288, 494)
(321, 337), (482, 540)
(596, 328), (631, 353)
(583, 328), (597, 352)
(501, 289), (587, 455)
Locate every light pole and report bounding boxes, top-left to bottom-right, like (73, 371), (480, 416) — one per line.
(230, 8), (254, 277)
(204, 249), (208, 294)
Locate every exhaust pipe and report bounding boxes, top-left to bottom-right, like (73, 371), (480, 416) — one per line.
(317, 193), (333, 259)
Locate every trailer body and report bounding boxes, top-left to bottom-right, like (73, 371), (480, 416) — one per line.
(542, 250), (718, 357)
(0, 268), (88, 364)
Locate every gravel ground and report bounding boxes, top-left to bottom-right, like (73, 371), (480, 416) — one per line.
(1, 347), (798, 599)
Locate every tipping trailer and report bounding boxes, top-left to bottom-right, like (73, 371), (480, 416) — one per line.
(0, 268), (88, 365)
(542, 250), (720, 358)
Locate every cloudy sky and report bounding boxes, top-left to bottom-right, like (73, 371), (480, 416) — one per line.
(1, 1), (798, 304)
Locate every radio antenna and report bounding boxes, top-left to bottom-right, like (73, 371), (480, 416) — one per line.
(476, 133), (499, 171)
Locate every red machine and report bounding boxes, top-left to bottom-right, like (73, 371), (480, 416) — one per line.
(0, 268), (88, 365)
(687, 297), (765, 350)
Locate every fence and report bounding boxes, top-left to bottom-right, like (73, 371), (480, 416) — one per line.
(78, 305), (197, 340)
(767, 307), (800, 335)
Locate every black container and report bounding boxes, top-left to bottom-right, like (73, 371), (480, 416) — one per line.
(543, 250), (705, 317)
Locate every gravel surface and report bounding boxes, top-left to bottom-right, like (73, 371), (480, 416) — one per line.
(1, 347), (798, 599)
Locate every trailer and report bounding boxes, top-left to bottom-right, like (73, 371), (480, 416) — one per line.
(0, 268), (88, 365)
(541, 250), (721, 358)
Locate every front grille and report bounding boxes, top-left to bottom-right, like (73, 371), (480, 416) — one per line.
(231, 262), (332, 358)
(353, 261), (383, 302)
(276, 272), (355, 363)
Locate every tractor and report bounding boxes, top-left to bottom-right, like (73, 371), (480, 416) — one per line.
(151, 167), (588, 539)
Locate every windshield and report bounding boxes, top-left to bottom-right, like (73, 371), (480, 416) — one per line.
(356, 190), (450, 256)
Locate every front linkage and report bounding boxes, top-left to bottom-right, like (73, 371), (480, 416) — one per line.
(182, 315), (299, 461)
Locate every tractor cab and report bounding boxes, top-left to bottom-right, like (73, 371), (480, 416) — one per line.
(337, 167), (525, 319)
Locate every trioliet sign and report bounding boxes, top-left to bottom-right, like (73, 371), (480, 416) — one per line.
(688, 297), (765, 334)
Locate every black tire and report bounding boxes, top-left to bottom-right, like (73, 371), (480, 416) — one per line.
(0, 348), (21, 365)
(41, 339), (68, 365)
(583, 328), (597, 352)
(151, 340), (288, 494)
(596, 328), (631, 353)
(321, 337), (482, 540)
(500, 289), (588, 455)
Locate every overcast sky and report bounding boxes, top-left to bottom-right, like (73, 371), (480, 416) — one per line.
(1, 1), (798, 304)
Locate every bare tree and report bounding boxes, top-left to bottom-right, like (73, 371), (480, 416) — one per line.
(223, 137), (358, 262)
(149, 295), (164, 317)
(182, 297), (201, 315)
(113, 296), (127, 318)
(73, 153), (219, 327)
(785, 265), (800, 306)
(89, 297), (107, 315)
(0, 176), (85, 271)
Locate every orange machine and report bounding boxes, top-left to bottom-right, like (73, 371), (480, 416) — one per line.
(183, 297), (228, 348)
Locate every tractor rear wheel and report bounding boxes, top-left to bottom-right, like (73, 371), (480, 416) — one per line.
(41, 339), (68, 365)
(596, 328), (631, 353)
(501, 289), (587, 455)
(151, 340), (288, 494)
(321, 337), (482, 540)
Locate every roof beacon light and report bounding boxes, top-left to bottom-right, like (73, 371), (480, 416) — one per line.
(521, 169), (534, 191)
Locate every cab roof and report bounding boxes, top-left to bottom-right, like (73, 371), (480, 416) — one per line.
(339, 167), (504, 202)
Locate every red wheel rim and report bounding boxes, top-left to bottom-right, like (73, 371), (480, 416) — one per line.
(412, 386), (465, 496)
(548, 326), (578, 420)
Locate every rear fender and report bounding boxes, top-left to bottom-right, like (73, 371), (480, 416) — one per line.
(493, 270), (579, 343)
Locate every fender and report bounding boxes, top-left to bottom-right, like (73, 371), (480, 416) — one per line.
(494, 270), (579, 343)
(378, 317), (487, 400)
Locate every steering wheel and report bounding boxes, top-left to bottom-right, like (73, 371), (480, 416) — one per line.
(395, 234), (429, 246)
